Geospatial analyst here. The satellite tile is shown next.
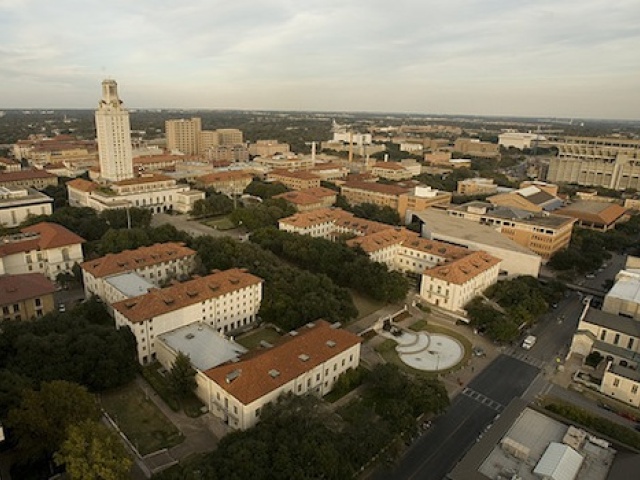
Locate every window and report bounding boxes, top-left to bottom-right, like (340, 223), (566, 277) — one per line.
(613, 378), (620, 387)
(614, 333), (620, 345)
(632, 385), (638, 395)
(600, 330), (607, 341)
(628, 338), (634, 349)
(34, 298), (41, 307)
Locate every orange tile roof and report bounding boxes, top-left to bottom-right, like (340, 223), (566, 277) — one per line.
(113, 174), (174, 186)
(0, 157), (19, 165)
(196, 171), (253, 184)
(66, 178), (98, 192)
(0, 169), (57, 182)
(556, 201), (627, 226)
(0, 273), (56, 305)
(341, 180), (412, 196)
(269, 169), (322, 181)
(274, 191), (325, 206)
(81, 242), (196, 279)
(20, 222), (86, 249)
(112, 268), (262, 323)
(204, 320), (361, 405)
(302, 186), (338, 198)
(424, 251), (500, 285)
(347, 228), (468, 258)
(279, 208), (353, 228)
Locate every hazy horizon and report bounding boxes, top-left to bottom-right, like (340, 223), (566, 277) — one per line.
(1, 1), (639, 121)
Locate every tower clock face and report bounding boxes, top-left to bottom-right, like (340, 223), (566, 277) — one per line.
(109, 85), (116, 97)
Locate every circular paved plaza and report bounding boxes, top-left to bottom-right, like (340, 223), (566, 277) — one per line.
(380, 329), (464, 371)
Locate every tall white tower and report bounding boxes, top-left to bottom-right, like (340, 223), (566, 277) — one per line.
(95, 79), (134, 182)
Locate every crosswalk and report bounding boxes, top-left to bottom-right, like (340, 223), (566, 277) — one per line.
(460, 387), (505, 412)
(502, 348), (546, 369)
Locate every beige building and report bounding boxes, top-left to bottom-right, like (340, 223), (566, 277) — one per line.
(248, 140), (290, 157)
(0, 170), (58, 190)
(547, 136), (640, 190)
(371, 162), (414, 181)
(0, 187), (53, 228)
(457, 178), (498, 196)
(446, 202), (576, 261)
(217, 129), (243, 146)
(12, 135), (97, 169)
(163, 320), (361, 430)
(195, 171), (254, 196)
(554, 201), (627, 232)
(0, 273), (56, 321)
(81, 242), (197, 304)
(340, 180), (411, 212)
(165, 117), (202, 155)
(274, 187), (337, 212)
(112, 268), (263, 364)
(268, 169), (322, 190)
(454, 138), (499, 158)
(424, 152), (453, 165)
(487, 185), (564, 213)
(253, 154), (315, 171)
(397, 186), (452, 219)
(0, 158), (21, 173)
(0, 222), (85, 280)
(420, 251), (501, 313)
(498, 131), (547, 150)
(204, 144), (249, 163)
(309, 163), (349, 182)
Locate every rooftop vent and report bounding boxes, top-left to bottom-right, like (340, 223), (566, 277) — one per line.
(306, 322), (316, 328)
(186, 289), (199, 298)
(260, 341), (274, 349)
(208, 283), (219, 291)
(162, 296), (174, 305)
(299, 354), (310, 362)
(326, 340), (336, 348)
(268, 369), (280, 378)
(289, 330), (299, 336)
(185, 333), (195, 339)
(225, 369), (241, 383)
(330, 322), (342, 329)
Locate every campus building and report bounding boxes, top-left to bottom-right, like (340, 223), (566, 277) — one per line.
(0, 169), (58, 190)
(555, 201), (627, 232)
(0, 222), (85, 280)
(195, 171), (254, 197)
(456, 178), (498, 196)
(0, 186), (53, 228)
(165, 117), (202, 155)
(273, 187), (337, 212)
(267, 169), (322, 190)
(0, 273), (56, 321)
(371, 162), (415, 181)
(487, 185), (564, 213)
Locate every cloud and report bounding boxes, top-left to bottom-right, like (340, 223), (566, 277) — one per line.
(0, 0), (638, 119)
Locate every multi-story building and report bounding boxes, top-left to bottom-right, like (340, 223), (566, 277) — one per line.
(547, 136), (640, 190)
(273, 187), (337, 212)
(0, 273), (56, 321)
(0, 170), (58, 190)
(112, 268), (263, 364)
(371, 162), (414, 181)
(498, 131), (547, 150)
(340, 180), (412, 212)
(454, 138), (500, 158)
(446, 202), (576, 261)
(0, 222), (85, 280)
(397, 186), (452, 219)
(200, 320), (361, 430)
(216, 129), (243, 146)
(204, 144), (249, 163)
(267, 169), (322, 190)
(81, 242), (197, 303)
(165, 117), (202, 155)
(0, 187), (53, 228)
(195, 171), (254, 196)
(67, 81), (204, 215)
(309, 163), (349, 182)
(253, 154), (315, 171)
(570, 264), (640, 407)
(12, 135), (98, 169)
(248, 140), (290, 157)
(487, 185), (564, 213)
(0, 158), (21, 173)
(95, 79), (134, 182)
(420, 251), (501, 313)
(457, 178), (498, 196)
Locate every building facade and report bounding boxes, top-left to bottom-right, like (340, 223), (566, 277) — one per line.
(0, 170), (58, 190)
(0, 273), (56, 321)
(0, 187), (53, 228)
(95, 79), (134, 182)
(267, 169), (322, 190)
(165, 117), (202, 155)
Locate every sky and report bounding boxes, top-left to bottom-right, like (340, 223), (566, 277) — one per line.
(0, 0), (639, 120)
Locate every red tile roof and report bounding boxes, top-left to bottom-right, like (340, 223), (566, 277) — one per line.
(269, 169), (322, 181)
(66, 178), (97, 192)
(196, 171), (253, 184)
(81, 242), (196, 279)
(21, 222), (86, 249)
(0, 169), (57, 182)
(112, 268), (263, 323)
(424, 251), (501, 285)
(204, 320), (361, 405)
(341, 180), (412, 196)
(0, 273), (56, 305)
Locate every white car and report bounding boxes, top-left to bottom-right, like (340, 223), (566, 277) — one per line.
(522, 335), (537, 350)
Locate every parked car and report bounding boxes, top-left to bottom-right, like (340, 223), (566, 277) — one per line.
(58, 303), (66, 313)
(522, 335), (537, 350)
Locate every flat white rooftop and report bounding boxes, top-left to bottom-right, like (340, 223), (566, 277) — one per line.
(158, 322), (247, 371)
(105, 272), (155, 298)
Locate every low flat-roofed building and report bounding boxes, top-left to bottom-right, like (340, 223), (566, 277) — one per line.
(602, 268), (640, 319)
(454, 138), (499, 158)
(309, 162), (349, 182)
(0, 186), (53, 227)
(457, 178), (498, 196)
(340, 180), (412, 212)
(446, 202), (576, 261)
(499, 131), (547, 150)
(202, 320), (361, 430)
(112, 268), (263, 364)
(371, 162), (414, 181)
(103, 272), (156, 309)
(253, 154), (315, 171)
(248, 140), (291, 157)
(0, 169), (58, 190)
(0, 273), (56, 321)
(267, 169), (322, 190)
(449, 399), (616, 480)
(81, 242), (196, 302)
(555, 201), (627, 231)
(273, 187), (337, 212)
(410, 209), (542, 277)
(398, 186), (452, 218)
(0, 222), (85, 280)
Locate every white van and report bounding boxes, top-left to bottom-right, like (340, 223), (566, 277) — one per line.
(522, 335), (537, 350)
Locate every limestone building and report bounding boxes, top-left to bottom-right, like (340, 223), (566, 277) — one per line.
(165, 117), (202, 155)
(0, 273), (56, 321)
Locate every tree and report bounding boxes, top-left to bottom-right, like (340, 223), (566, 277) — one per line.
(244, 180), (290, 199)
(6, 380), (101, 459)
(54, 420), (132, 480)
(191, 192), (234, 218)
(167, 352), (197, 400)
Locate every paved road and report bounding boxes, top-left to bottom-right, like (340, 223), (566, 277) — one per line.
(374, 355), (540, 480)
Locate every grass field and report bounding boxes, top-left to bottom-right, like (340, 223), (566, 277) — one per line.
(101, 382), (184, 455)
(349, 289), (386, 319)
(202, 216), (236, 230)
(236, 326), (282, 350)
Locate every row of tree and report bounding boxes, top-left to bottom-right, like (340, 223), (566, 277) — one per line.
(250, 227), (409, 303)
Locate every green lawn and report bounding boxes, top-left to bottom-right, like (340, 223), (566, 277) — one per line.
(349, 289), (387, 319)
(202, 216), (236, 230)
(101, 382), (184, 455)
(236, 326), (282, 350)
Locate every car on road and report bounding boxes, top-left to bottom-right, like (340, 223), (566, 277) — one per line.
(522, 335), (537, 350)
(585, 273), (596, 279)
(58, 303), (66, 313)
